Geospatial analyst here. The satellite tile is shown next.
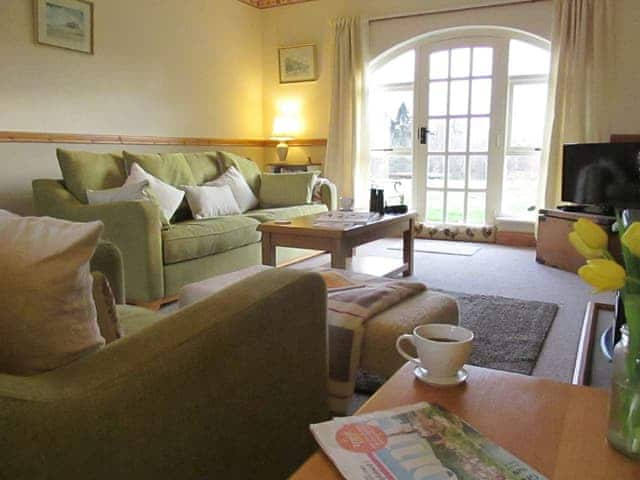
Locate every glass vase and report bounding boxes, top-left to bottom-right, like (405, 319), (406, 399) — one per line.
(607, 294), (640, 459)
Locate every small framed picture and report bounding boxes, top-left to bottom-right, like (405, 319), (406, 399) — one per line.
(35, 0), (94, 54)
(278, 44), (317, 83)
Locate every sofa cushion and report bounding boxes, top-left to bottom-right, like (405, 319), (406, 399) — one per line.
(162, 216), (261, 265)
(205, 166), (259, 212)
(0, 211), (105, 375)
(183, 151), (224, 185)
(181, 184), (242, 219)
(57, 149), (126, 203)
(87, 180), (154, 205)
(116, 304), (159, 335)
(125, 163), (185, 225)
(123, 151), (197, 187)
(259, 172), (318, 208)
(244, 203), (328, 223)
(92, 272), (123, 344)
(218, 151), (261, 195)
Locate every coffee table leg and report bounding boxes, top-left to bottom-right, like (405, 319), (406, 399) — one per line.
(403, 217), (415, 277)
(330, 241), (347, 269)
(262, 232), (276, 266)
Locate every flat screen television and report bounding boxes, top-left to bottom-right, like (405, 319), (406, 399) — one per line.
(562, 142), (640, 209)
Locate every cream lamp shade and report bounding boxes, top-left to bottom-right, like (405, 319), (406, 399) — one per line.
(272, 115), (301, 162)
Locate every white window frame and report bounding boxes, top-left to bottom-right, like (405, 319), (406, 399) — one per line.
(367, 27), (550, 225)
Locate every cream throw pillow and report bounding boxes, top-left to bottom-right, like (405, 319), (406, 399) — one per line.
(181, 184), (242, 219)
(205, 166), (258, 212)
(124, 163), (184, 224)
(0, 212), (105, 375)
(86, 180), (153, 205)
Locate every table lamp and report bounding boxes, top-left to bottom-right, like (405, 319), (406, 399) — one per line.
(272, 114), (301, 163)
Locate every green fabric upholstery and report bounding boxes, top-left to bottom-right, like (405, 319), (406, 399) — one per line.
(244, 203), (327, 223)
(33, 151), (338, 304)
(183, 151), (223, 185)
(32, 179), (164, 303)
(90, 241), (125, 304)
(162, 216), (261, 265)
(57, 149), (126, 203)
(116, 304), (159, 334)
(218, 151), (261, 194)
(123, 151), (197, 187)
(0, 269), (330, 479)
(162, 243), (320, 296)
(260, 172), (317, 208)
(163, 242), (261, 296)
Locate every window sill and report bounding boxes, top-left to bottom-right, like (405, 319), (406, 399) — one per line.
(495, 215), (536, 233)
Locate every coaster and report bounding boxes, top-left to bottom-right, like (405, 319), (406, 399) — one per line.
(413, 365), (468, 387)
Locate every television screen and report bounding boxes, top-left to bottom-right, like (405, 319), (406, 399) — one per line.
(562, 142), (640, 208)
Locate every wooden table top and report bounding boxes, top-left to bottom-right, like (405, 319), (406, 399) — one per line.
(290, 364), (640, 479)
(257, 211), (416, 238)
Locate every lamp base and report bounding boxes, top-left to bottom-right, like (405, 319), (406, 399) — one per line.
(276, 142), (289, 163)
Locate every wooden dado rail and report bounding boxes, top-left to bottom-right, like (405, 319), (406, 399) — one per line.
(0, 131), (327, 148)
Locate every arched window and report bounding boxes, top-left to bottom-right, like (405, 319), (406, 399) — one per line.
(368, 28), (550, 226)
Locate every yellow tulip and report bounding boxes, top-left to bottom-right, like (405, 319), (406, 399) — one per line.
(578, 259), (627, 293)
(622, 222), (640, 258)
(569, 231), (604, 259)
(573, 218), (608, 250)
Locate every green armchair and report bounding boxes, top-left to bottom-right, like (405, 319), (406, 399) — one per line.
(0, 247), (329, 479)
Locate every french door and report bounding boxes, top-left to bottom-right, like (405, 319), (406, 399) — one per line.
(413, 37), (508, 226)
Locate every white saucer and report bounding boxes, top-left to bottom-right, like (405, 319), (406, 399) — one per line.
(413, 366), (468, 387)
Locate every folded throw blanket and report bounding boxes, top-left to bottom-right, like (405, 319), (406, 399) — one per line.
(319, 271), (426, 412)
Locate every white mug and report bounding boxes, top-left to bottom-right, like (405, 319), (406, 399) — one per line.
(396, 324), (474, 378)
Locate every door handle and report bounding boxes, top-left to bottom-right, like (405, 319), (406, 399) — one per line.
(419, 127), (430, 145)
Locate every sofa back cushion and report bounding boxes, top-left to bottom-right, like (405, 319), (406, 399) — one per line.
(123, 151), (197, 187)
(183, 152), (224, 185)
(57, 149), (126, 203)
(218, 151), (261, 195)
(259, 172), (318, 208)
(0, 210), (105, 375)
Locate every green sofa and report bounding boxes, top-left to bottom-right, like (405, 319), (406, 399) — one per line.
(32, 150), (337, 305)
(0, 242), (330, 479)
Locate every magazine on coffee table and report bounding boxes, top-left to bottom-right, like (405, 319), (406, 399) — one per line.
(313, 211), (381, 228)
(310, 402), (547, 480)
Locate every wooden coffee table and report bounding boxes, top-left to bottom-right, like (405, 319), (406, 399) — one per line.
(291, 363), (640, 479)
(257, 212), (416, 277)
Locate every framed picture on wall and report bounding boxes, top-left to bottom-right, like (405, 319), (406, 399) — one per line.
(279, 44), (316, 83)
(35, 0), (94, 54)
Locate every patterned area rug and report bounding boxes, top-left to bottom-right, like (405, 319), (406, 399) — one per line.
(356, 290), (558, 394)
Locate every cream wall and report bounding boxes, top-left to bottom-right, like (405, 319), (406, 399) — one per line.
(262, 0), (640, 158)
(0, 0), (263, 214)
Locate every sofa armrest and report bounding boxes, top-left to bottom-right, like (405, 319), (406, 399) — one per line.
(90, 241), (125, 304)
(32, 179), (164, 302)
(319, 181), (338, 211)
(0, 269), (329, 480)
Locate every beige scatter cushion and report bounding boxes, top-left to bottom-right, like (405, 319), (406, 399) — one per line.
(91, 272), (123, 344)
(0, 212), (105, 375)
(181, 184), (242, 219)
(205, 166), (259, 212)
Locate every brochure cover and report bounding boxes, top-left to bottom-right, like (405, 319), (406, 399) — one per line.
(310, 402), (547, 480)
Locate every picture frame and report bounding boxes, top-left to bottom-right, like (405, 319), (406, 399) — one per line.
(35, 0), (94, 54)
(278, 44), (316, 83)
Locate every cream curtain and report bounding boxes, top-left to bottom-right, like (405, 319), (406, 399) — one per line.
(539, 0), (614, 208)
(324, 17), (366, 201)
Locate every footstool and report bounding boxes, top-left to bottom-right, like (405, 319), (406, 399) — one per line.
(179, 266), (459, 411)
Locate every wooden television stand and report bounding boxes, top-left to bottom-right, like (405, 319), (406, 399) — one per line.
(536, 208), (620, 273)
